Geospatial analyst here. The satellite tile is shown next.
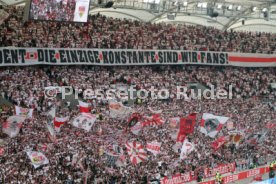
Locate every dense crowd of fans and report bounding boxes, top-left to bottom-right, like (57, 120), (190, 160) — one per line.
(0, 5), (275, 184)
(0, 66), (275, 183)
(0, 6), (276, 53)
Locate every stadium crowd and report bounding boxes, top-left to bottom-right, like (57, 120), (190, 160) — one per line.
(0, 66), (275, 183)
(0, 5), (275, 184)
(0, 7), (276, 53)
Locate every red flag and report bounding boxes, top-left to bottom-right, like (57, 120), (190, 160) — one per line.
(183, 113), (197, 134)
(212, 136), (227, 151)
(177, 118), (187, 142)
(176, 113), (197, 142)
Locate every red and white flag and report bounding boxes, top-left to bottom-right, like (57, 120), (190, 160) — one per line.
(200, 113), (229, 138)
(146, 141), (161, 156)
(46, 108), (56, 142)
(212, 136), (227, 151)
(78, 100), (91, 113)
(141, 114), (165, 127)
(125, 141), (147, 165)
(15, 106), (33, 118)
(2, 115), (26, 138)
(54, 116), (69, 132)
(180, 139), (195, 159)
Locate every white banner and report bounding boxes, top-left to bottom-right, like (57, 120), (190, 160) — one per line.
(0, 48), (275, 67)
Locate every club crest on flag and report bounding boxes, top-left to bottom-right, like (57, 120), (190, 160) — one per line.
(27, 151), (49, 168)
(15, 106), (33, 118)
(205, 118), (220, 133)
(79, 6), (85, 17)
(200, 113), (229, 138)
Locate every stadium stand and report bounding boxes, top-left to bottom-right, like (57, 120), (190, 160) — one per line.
(0, 1), (275, 184)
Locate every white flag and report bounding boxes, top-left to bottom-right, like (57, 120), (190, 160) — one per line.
(46, 108), (56, 140)
(200, 113), (229, 138)
(72, 113), (96, 131)
(15, 106), (33, 118)
(130, 122), (143, 135)
(180, 139), (195, 159)
(2, 115), (26, 138)
(109, 101), (133, 119)
(27, 151), (49, 168)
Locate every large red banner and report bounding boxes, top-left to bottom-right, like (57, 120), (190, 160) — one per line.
(223, 167), (269, 184)
(160, 172), (194, 184)
(204, 162), (236, 178)
(160, 162), (236, 184)
(199, 166), (270, 184)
